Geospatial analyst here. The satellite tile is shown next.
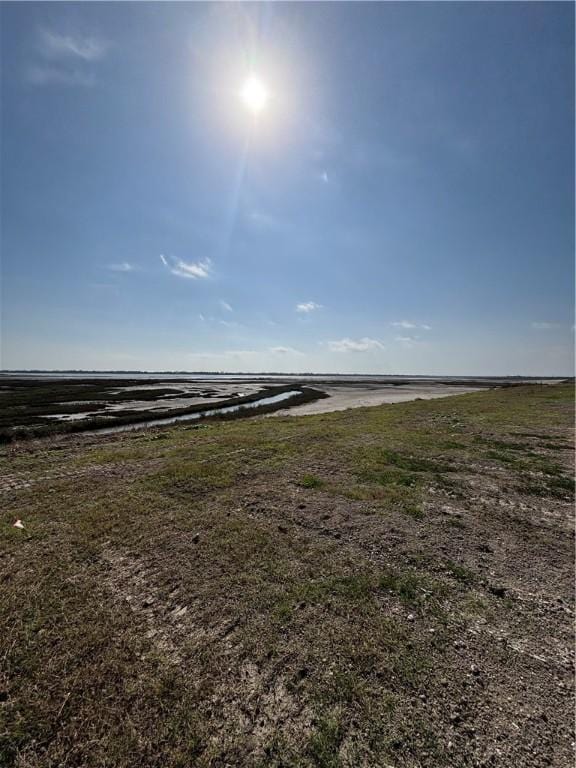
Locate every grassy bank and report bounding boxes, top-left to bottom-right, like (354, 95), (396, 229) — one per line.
(0, 383), (573, 767)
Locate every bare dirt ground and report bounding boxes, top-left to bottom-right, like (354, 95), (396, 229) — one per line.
(0, 383), (573, 767)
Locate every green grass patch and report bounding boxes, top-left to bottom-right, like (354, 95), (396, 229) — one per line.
(403, 503), (425, 520)
(272, 566), (450, 624)
(306, 715), (344, 768)
(486, 449), (519, 465)
(518, 474), (574, 500)
(298, 474), (326, 489)
(443, 560), (476, 585)
(362, 448), (455, 475)
(378, 569), (447, 606)
(274, 573), (374, 621)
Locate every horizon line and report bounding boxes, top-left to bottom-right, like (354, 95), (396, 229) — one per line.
(0, 369), (570, 379)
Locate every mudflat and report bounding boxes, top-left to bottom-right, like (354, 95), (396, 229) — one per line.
(0, 375), (552, 440)
(270, 383), (485, 416)
(0, 377), (323, 441)
(1, 383), (574, 767)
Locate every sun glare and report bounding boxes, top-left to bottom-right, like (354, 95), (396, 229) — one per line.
(240, 75), (269, 114)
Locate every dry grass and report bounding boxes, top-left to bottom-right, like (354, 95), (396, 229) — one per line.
(0, 383), (574, 767)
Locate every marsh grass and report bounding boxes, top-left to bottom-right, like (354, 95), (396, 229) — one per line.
(0, 382), (327, 442)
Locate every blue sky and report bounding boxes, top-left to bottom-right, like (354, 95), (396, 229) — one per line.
(1, 1), (574, 374)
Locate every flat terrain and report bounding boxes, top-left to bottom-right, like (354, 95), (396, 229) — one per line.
(0, 383), (574, 767)
(0, 378), (322, 441)
(0, 375), (547, 440)
(270, 383), (484, 417)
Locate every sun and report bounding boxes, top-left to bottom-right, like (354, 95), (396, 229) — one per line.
(239, 75), (269, 114)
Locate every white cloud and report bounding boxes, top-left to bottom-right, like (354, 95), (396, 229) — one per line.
(296, 301), (323, 313)
(39, 29), (108, 61)
(391, 320), (431, 330)
(26, 28), (108, 88)
(172, 259), (211, 279)
(227, 350), (259, 358)
(320, 170), (329, 183)
(269, 346), (303, 355)
(108, 262), (134, 272)
(394, 336), (419, 347)
(327, 337), (384, 352)
(531, 322), (560, 330)
(160, 254), (211, 280)
(220, 300), (233, 312)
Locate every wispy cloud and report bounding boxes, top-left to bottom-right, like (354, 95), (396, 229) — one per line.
(219, 300), (233, 312)
(269, 346), (303, 355)
(247, 209), (282, 232)
(160, 254), (211, 280)
(186, 352), (224, 361)
(172, 259), (211, 279)
(27, 28), (109, 88)
(327, 337), (384, 352)
(107, 262), (134, 273)
(226, 350), (259, 359)
(188, 347), (303, 361)
(186, 349), (257, 361)
(296, 301), (323, 313)
(531, 322), (560, 330)
(395, 335), (419, 347)
(391, 320), (431, 330)
(39, 29), (108, 61)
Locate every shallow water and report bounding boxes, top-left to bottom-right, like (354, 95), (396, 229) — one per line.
(91, 390), (304, 435)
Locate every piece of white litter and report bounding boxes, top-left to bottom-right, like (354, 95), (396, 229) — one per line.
(13, 519), (25, 529)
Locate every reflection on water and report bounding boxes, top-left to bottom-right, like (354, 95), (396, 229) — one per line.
(93, 390), (303, 435)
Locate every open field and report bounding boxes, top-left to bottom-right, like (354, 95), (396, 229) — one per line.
(0, 383), (574, 767)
